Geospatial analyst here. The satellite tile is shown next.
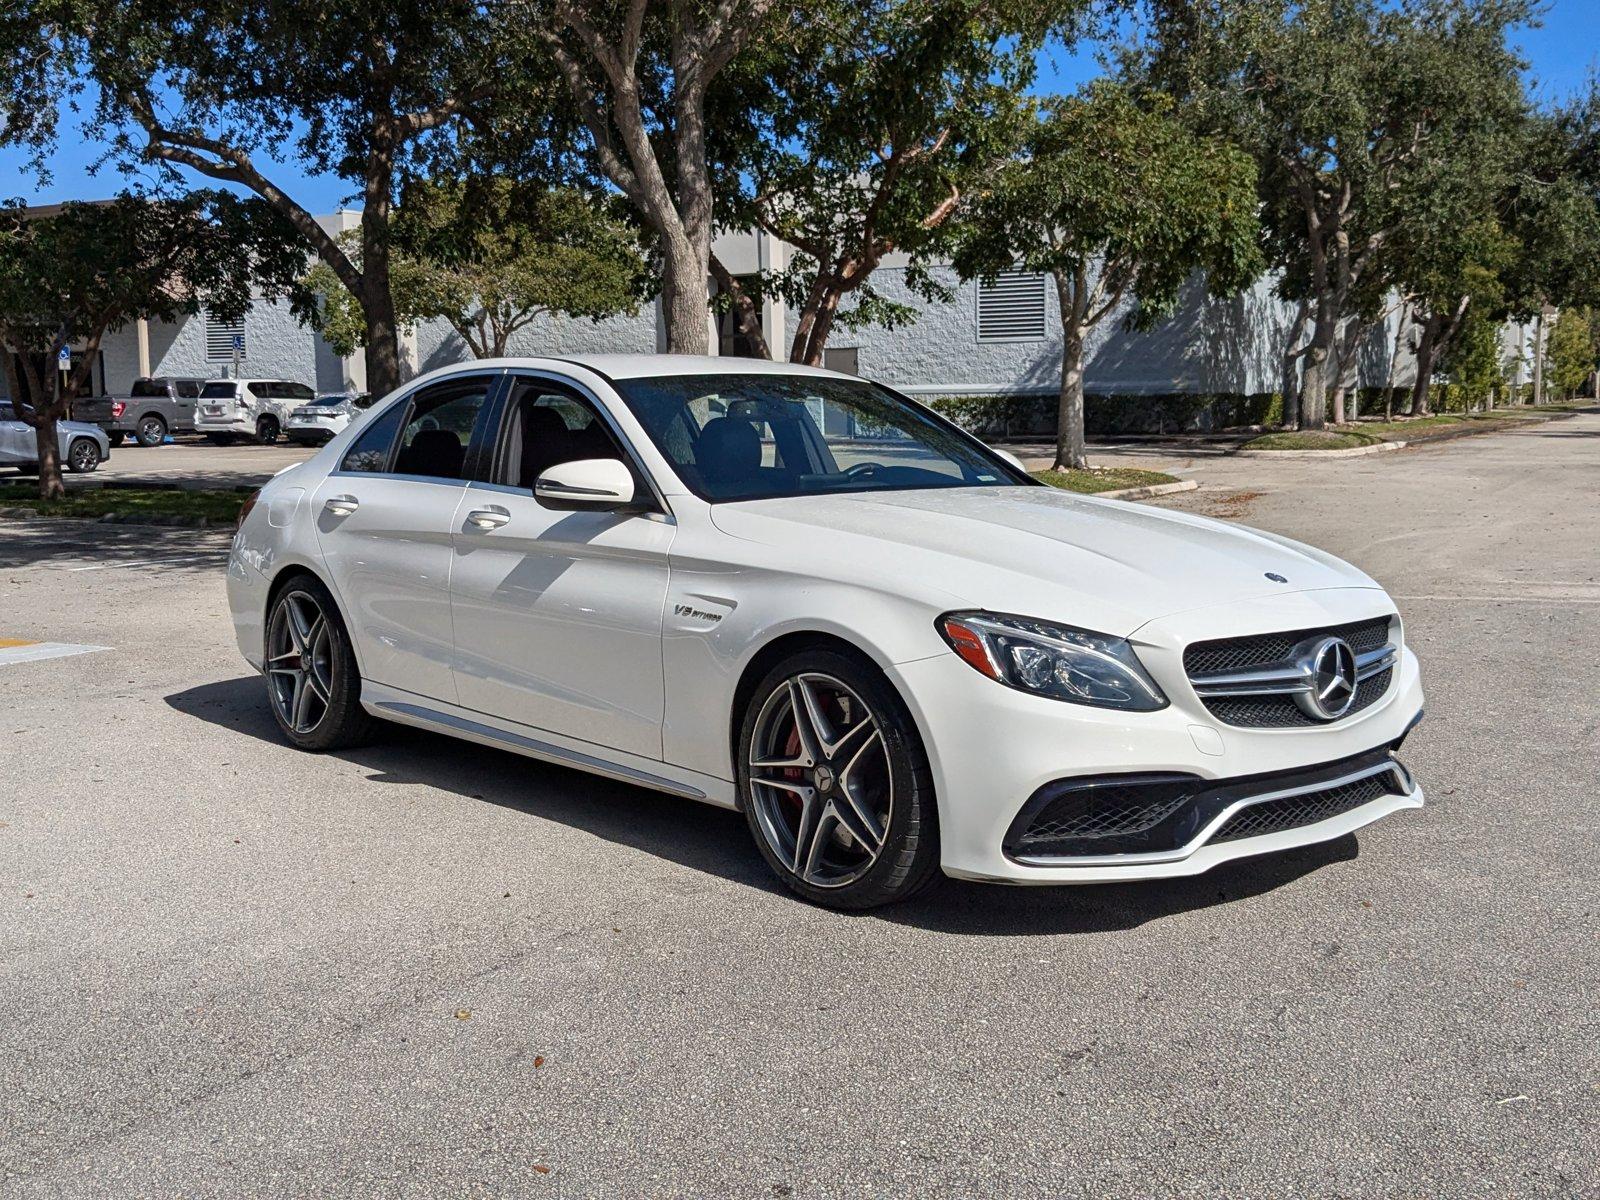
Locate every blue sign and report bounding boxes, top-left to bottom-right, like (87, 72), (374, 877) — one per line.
(58, 345), (71, 363)
(231, 334), (245, 351)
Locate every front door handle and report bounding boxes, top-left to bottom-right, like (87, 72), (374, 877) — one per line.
(465, 505), (511, 531)
(323, 494), (359, 517)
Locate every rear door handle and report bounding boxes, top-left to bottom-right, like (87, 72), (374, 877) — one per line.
(323, 494), (359, 517)
(465, 505), (511, 531)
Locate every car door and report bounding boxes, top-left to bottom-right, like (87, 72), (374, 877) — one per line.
(311, 372), (502, 705)
(448, 372), (675, 759)
(171, 380), (199, 430)
(0, 404), (33, 464)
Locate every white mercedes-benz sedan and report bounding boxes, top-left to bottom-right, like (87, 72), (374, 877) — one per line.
(227, 355), (1425, 908)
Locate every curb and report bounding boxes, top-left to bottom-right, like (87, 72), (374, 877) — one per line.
(1095, 479), (1199, 500)
(1234, 440), (1405, 460)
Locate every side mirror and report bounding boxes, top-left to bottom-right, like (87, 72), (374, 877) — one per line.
(534, 457), (638, 511)
(992, 447), (1028, 474)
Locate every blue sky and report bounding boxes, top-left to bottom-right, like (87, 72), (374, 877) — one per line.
(4, 3), (1596, 214)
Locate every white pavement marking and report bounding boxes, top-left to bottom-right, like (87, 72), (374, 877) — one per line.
(0, 641), (113, 666)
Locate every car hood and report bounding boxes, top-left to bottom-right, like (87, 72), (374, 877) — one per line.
(708, 485), (1383, 636)
(60, 419), (104, 437)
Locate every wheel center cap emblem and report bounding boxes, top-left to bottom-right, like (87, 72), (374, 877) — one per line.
(812, 765), (836, 793)
(1297, 636), (1358, 720)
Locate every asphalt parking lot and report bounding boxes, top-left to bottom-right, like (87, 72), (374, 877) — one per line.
(1, 416), (1596, 1196)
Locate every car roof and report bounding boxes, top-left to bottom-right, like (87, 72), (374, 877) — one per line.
(416, 354), (856, 385)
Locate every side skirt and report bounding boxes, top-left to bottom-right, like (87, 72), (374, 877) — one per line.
(360, 682), (738, 810)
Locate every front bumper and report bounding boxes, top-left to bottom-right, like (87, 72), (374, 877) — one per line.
(888, 589), (1426, 884)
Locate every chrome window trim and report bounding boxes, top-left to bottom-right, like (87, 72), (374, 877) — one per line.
(1012, 758), (1412, 868)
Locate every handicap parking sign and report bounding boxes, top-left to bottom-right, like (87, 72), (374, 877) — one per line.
(58, 345), (71, 364)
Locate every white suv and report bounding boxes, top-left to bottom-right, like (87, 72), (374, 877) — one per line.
(196, 378), (317, 445)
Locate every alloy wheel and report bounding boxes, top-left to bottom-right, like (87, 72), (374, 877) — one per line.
(266, 590), (335, 735)
(747, 672), (893, 889)
(68, 440), (98, 472)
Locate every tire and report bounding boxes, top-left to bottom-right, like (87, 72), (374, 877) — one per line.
(737, 648), (940, 909)
(256, 416), (280, 445)
(263, 575), (376, 752)
(107, 431), (126, 447)
(66, 438), (101, 473)
(135, 414), (167, 447)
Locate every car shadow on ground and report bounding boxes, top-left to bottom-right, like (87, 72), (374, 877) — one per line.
(167, 675), (1360, 936)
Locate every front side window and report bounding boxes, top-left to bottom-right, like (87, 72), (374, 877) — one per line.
(494, 379), (627, 490)
(247, 382), (273, 399)
(611, 373), (1028, 502)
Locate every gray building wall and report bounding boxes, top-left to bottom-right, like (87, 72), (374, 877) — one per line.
(413, 306), (659, 375)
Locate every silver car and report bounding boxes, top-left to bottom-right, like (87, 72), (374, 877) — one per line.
(0, 401), (112, 473)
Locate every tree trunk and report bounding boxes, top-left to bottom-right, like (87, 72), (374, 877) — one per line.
(659, 231), (711, 355)
(708, 252), (771, 359)
(1054, 321), (1087, 471)
(1383, 303), (1408, 421)
(1410, 315), (1440, 417)
(1280, 299), (1310, 429)
(33, 419), (64, 500)
(359, 152), (403, 396)
(1531, 309), (1547, 406)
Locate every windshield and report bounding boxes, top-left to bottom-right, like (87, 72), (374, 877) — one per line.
(610, 373), (1028, 502)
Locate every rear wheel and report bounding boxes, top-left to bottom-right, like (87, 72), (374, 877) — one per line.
(256, 416), (280, 445)
(135, 414), (167, 447)
(66, 438), (101, 473)
(264, 576), (375, 751)
(738, 649), (940, 909)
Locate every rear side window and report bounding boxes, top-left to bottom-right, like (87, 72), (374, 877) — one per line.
(339, 376), (494, 480)
(176, 381), (202, 398)
(130, 380), (164, 397)
(276, 382), (315, 401)
(200, 382), (236, 399)
(247, 382), (273, 399)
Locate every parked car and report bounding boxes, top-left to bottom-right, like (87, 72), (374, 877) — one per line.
(228, 356), (1425, 909)
(284, 391), (373, 445)
(196, 378), (318, 445)
(73, 377), (208, 447)
(0, 401), (111, 473)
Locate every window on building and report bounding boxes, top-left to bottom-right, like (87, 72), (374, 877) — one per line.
(205, 308), (248, 361)
(976, 271), (1048, 342)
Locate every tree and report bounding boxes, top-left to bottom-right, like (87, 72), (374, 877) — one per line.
(308, 180), (652, 359)
(953, 85), (1262, 470)
(0, 193), (310, 498)
(533, 0), (784, 355)
(12, 0), (548, 399)
(721, 0), (1056, 365)
(1545, 308), (1599, 400)
(1134, 0), (1533, 429)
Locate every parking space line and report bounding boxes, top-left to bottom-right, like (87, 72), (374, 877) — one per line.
(0, 637), (37, 649)
(0, 642), (112, 666)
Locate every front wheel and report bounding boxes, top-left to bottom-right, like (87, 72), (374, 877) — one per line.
(264, 576), (375, 751)
(66, 438), (101, 473)
(738, 648), (940, 909)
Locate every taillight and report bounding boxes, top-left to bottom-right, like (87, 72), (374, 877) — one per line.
(236, 488), (262, 530)
(111, 401), (126, 418)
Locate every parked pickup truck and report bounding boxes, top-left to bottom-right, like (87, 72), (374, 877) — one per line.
(74, 377), (209, 447)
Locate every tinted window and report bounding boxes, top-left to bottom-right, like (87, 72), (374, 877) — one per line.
(176, 381), (202, 398)
(392, 379), (491, 480)
(277, 382), (315, 401)
(130, 380), (165, 397)
(611, 373), (1026, 502)
(495, 379), (626, 490)
(247, 382), (273, 399)
(339, 400), (409, 474)
(0, 404), (14, 421)
(200, 382), (237, 399)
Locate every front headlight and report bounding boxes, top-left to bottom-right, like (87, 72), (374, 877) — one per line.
(938, 612), (1168, 712)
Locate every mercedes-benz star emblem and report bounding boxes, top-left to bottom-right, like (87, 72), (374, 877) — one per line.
(1296, 636), (1359, 720)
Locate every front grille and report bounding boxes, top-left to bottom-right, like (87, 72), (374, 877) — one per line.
(1211, 771), (1398, 843)
(1204, 666), (1393, 728)
(1185, 616), (1395, 728)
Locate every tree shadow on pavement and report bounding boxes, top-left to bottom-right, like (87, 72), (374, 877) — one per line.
(0, 518), (231, 572)
(167, 674), (1359, 936)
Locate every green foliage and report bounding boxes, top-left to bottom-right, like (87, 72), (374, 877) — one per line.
(954, 83), (1263, 329)
(1545, 308), (1599, 398)
(1243, 430), (1382, 451)
(1032, 467), (1180, 494)
(307, 180), (652, 359)
(1439, 312), (1506, 407)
